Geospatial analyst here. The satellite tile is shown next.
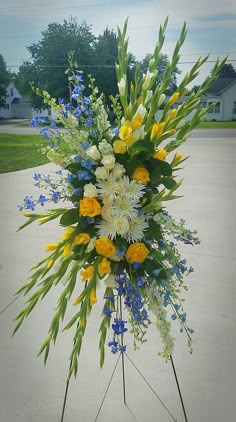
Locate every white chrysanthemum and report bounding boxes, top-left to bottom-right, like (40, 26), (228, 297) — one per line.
(94, 166), (109, 180)
(121, 176), (146, 200)
(127, 215), (149, 242)
(113, 216), (129, 236)
(97, 176), (121, 200)
(98, 139), (113, 156)
(96, 218), (114, 237)
(113, 196), (139, 218)
(112, 163), (126, 179)
(101, 205), (113, 220)
(83, 183), (97, 198)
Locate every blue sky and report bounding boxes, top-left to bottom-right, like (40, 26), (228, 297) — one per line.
(0, 0), (236, 87)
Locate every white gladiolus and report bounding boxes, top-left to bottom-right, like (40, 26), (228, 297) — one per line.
(157, 94), (166, 107)
(83, 183), (97, 198)
(86, 145), (101, 160)
(94, 166), (109, 180)
(118, 75), (127, 96)
(133, 125), (145, 141)
(101, 154), (115, 170)
(142, 70), (155, 90)
(133, 104), (147, 121)
(145, 90), (153, 105)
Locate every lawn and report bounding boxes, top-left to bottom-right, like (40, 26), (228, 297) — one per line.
(197, 121), (236, 128)
(0, 133), (49, 173)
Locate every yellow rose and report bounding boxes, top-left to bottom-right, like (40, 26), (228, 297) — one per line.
(131, 113), (143, 130)
(113, 140), (126, 154)
(80, 265), (94, 282)
(94, 237), (116, 257)
(98, 257), (111, 277)
(132, 167), (150, 184)
(90, 289), (97, 306)
(153, 148), (168, 160)
(126, 242), (150, 263)
(168, 92), (180, 106)
(73, 233), (90, 245)
(79, 197), (101, 217)
(150, 122), (165, 140)
(45, 243), (59, 252)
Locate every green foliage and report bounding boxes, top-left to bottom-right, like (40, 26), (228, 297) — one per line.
(0, 54), (10, 107)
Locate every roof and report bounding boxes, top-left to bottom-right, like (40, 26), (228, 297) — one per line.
(205, 77), (236, 95)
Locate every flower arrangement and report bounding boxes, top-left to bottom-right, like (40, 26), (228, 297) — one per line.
(15, 18), (224, 378)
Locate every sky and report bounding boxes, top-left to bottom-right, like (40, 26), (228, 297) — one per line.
(0, 0), (236, 87)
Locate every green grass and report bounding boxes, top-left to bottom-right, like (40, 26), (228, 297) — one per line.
(0, 133), (49, 173)
(197, 121), (236, 128)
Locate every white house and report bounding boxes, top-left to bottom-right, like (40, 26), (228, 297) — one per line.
(203, 77), (236, 121)
(0, 82), (55, 120)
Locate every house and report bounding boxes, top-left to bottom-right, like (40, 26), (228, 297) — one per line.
(0, 82), (53, 120)
(202, 77), (236, 121)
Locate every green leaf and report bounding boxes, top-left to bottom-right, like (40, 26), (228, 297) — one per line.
(159, 160), (172, 176)
(161, 177), (177, 189)
(145, 221), (162, 241)
(129, 139), (154, 154)
(60, 209), (79, 226)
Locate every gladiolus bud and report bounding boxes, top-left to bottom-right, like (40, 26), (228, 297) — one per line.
(168, 92), (179, 106)
(90, 289), (97, 306)
(157, 94), (166, 107)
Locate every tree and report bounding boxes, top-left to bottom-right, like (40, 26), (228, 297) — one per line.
(138, 53), (180, 95)
(219, 63), (236, 78)
(0, 54), (10, 107)
(16, 18), (95, 109)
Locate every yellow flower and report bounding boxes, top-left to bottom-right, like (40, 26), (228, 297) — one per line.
(61, 226), (75, 241)
(132, 167), (150, 184)
(80, 265), (94, 282)
(63, 243), (72, 257)
(45, 243), (59, 252)
(168, 92), (179, 106)
(113, 140), (126, 154)
(79, 197), (101, 217)
(46, 259), (54, 269)
(22, 212), (32, 217)
(176, 152), (183, 161)
(38, 216), (50, 224)
(73, 294), (83, 306)
(166, 108), (177, 121)
(119, 121), (135, 146)
(94, 237), (116, 257)
(90, 289), (97, 306)
(73, 233), (90, 245)
(150, 122), (165, 140)
(131, 113), (143, 130)
(98, 257), (111, 277)
(153, 148), (168, 160)
(126, 242), (150, 263)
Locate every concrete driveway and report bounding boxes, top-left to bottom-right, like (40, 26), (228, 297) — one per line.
(0, 133), (236, 421)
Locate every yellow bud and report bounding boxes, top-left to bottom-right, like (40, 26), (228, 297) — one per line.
(131, 113), (143, 130)
(166, 108), (177, 121)
(46, 259), (54, 269)
(176, 153), (183, 161)
(182, 88), (189, 96)
(137, 96), (142, 105)
(73, 294), (83, 306)
(31, 262), (41, 269)
(168, 92), (179, 106)
(150, 122), (165, 140)
(90, 289), (97, 306)
(63, 243), (72, 257)
(80, 318), (87, 328)
(45, 243), (59, 252)
(38, 216), (50, 224)
(22, 212), (32, 217)
(153, 148), (168, 160)
(61, 226), (75, 241)
(126, 106), (131, 118)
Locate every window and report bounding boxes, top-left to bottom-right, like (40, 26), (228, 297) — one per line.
(208, 102), (220, 113)
(233, 101), (236, 114)
(10, 88), (14, 96)
(3, 104), (10, 110)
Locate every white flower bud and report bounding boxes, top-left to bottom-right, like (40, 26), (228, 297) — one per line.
(94, 166), (109, 180)
(118, 75), (127, 97)
(83, 183), (97, 198)
(157, 94), (166, 107)
(142, 70), (155, 90)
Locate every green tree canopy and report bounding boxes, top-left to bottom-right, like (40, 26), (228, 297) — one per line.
(219, 63), (236, 78)
(0, 54), (10, 107)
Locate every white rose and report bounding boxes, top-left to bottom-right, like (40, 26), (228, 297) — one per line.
(86, 145), (101, 160)
(94, 166), (109, 180)
(101, 154), (115, 170)
(98, 139), (113, 156)
(113, 216), (129, 236)
(83, 183), (97, 198)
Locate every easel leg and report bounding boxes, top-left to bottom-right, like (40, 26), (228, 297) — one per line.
(170, 355), (188, 422)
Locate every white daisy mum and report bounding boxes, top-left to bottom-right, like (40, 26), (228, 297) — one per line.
(127, 215), (149, 242)
(113, 196), (139, 218)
